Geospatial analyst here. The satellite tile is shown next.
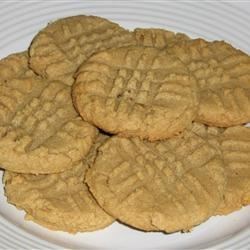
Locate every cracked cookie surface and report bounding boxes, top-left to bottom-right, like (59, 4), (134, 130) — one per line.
(86, 126), (225, 233)
(29, 15), (136, 85)
(0, 52), (97, 174)
(216, 126), (250, 214)
(189, 123), (250, 215)
(73, 46), (198, 141)
(4, 134), (114, 233)
(134, 28), (190, 49)
(168, 39), (250, 127)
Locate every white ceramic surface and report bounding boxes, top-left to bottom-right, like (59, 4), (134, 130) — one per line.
(0, 1), (249, 249)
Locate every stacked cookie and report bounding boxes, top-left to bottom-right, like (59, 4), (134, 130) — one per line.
(1, 15), (250, 234)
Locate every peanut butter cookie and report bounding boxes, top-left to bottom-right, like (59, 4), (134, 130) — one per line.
(73, 46), (198, 141)
(0, 52), (97, 174)
(29, 15), (135, 85)
(216, 126), (250, 214)
(168, 39), (250, 127)
(86, 126), (225, 233)
(4, 134), (113, 233)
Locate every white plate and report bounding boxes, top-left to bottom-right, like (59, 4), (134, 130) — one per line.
(0, 1), (250, 249)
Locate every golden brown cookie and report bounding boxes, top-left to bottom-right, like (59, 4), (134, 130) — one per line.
(4, 135), (114, 233)
(73, 46), (198, 141)
(0, 52), (98, 174)
(29, 15), (136, 85)
(189, 123), (250, 215)
(134, 28), (190, 49)
(216, 126), (250, 215)
(168, 39), (250, 127)
(86, 127), (225, 233)
(0, 52), (45, 129)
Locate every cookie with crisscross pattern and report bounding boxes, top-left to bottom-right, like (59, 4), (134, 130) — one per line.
(86, 126), (225, 232)
(73, 46), (198, 141)
(29, 15), (136, 85)
(188, 123), (250, 215)
(216, 126), (250, 214)
(0, 52), (97, 174)
(168, 39), (250, 127)
(4, 134), (114, 233)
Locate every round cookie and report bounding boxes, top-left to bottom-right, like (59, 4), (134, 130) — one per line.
(0, 52), (98, 174)
(86, 127), (225, 233)
(216, 126), (250, 215)
(29, 15), (136, 85)
(134, 28), (190, 49)
(4, 135), (114, 233)
(73, 46), (198, 141)
(168, 38), (250, 127)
